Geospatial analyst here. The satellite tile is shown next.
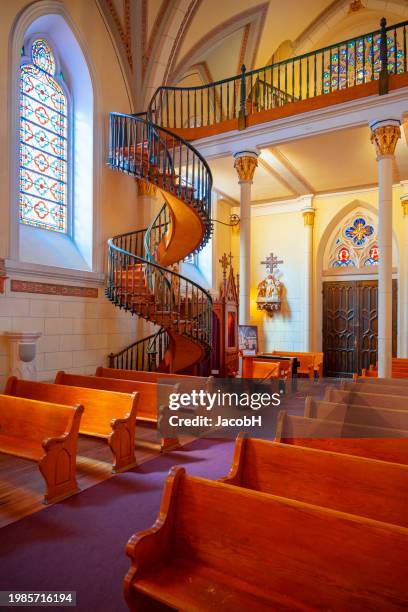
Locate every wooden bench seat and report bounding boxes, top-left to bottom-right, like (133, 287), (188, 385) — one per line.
(325, 387), (408, 412)
(125, 466), (408, 611)
(4, 377), (138, 473)
(221, 436), (408, 526)
(305, 396), (408, 430)
(0, 395), (83, 503)
(55, 371), (180, 451)
(276, 410), (408, 464)
(270, 350), (323, 378)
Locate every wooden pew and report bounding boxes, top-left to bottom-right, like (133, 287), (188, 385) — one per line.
(221, 435), (408, 526)
(0, 395), (83, 504)
(275, 410), (408, 464)
(124, 465), (408, 611)
(4, 377), (138, 473)
(305, 396), (408, 431)
(55, 371), (180, 451)
(270, 350), (323, 378)
(325, 387), (408, 412)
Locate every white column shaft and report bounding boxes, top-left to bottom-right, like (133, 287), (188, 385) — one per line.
(377, 156), (393, 378)
(304, 223), (313, 351)
(239, 180), (252, 325)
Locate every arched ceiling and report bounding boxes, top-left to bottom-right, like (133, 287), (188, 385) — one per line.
(98, 0), (408, 110)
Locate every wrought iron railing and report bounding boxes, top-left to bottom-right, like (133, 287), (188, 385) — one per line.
(106, 112), (213, 364)
(148, 18), (407, 130)
(108, 328), (170, 371)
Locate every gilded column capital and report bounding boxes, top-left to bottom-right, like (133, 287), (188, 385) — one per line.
(302, 209), (315, 226)
(137, 178), (157, 197)
(401, 194), (408, 217)
(369, 119), (401, 158)
(233, 151), (259, 182)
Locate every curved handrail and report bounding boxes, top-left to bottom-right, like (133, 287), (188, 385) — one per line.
(107, 110), (214, 359)
(108, 328), (170, 371)
(148, 18), (408, 130)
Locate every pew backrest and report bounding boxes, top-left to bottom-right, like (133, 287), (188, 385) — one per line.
(96, 366), (212, 387)
(275, 410), (408, 464)
(325, 387), (408, 411)
(343, 379), (408, 396)
(305, 396), (408, 431)
(222, 436), (408, 526)
(55, 371), (176, 422)
(0, 394), (81, 445)
(4, 377), (137, 438)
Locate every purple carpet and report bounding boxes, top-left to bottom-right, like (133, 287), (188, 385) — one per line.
(0, 439), (234, 612)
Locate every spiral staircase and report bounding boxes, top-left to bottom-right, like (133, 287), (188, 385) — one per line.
(106, 113), (213, 373)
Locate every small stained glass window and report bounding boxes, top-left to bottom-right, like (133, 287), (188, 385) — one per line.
(329, 213), (380, 269)
(19, 38), (68, 233)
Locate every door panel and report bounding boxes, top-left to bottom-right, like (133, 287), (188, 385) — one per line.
(323, 279), (397, 377)
(358, 281), (378, 372)
(323, 282), (357, 377)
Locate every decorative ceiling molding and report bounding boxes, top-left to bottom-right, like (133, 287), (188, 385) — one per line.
(163, 0), (203, 85)
(142, 0), (169, 78)
(169, 3), (269, 85)
(104, 0), (133, 69)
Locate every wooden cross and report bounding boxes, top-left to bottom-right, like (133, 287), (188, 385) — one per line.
(261, 252), (283, 274)
(219, 253), (229, 272)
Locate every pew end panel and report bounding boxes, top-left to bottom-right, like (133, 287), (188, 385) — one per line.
(108, 392), (139, 473)
(39, 403), (84, 503)
(218, 432), (247, 486)
(124, 466), (185, 609)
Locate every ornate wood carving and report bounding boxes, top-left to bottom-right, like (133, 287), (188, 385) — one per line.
(370, 123), (401, 157)
(212, 253), (239, 376)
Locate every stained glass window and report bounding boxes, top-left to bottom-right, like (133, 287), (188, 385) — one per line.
(19, 38), (68, 233)
(323, 35), (404, 94)
(330, 213), (380, 269)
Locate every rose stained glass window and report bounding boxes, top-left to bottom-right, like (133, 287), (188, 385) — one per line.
(323, 35), (403, 94)
(19, 38), (68, 233)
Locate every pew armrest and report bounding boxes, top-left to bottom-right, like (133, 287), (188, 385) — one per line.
(124, 467), (184, 605)
(219, 433), (246, 485)
(108, 393), (139, 473)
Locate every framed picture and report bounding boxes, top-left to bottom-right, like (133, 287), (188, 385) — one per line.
(238, 325), (258, 356)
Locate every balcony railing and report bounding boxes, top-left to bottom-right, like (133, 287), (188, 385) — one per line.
(148, 18), (407, 131)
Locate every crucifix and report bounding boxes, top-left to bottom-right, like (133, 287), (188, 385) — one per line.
(219, 252), (233, 285)
(261, 252), (283, 274)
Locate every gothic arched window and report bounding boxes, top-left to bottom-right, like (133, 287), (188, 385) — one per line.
(19, 37), (69, 233)
(329, 212), (379, 269)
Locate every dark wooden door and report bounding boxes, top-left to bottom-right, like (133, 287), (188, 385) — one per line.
(322, 280), (397, 377)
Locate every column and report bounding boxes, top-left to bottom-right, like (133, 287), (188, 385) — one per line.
(370, 119), (401, 377)
(301, 199), (315, 352)
(400, 181), (408, 357)
(4, 331), (42, 380)
(136, 178), (158, 228)
(233, 151), (259, 325)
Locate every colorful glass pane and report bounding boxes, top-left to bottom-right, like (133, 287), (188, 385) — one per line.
(365, 245), (379, 266)
(323, 35), (403, 94)
(344, 217), (374, 247)
(19, 39), (68, 233)
(332, 246), (355, 267)
(31, 38), (56, 75)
